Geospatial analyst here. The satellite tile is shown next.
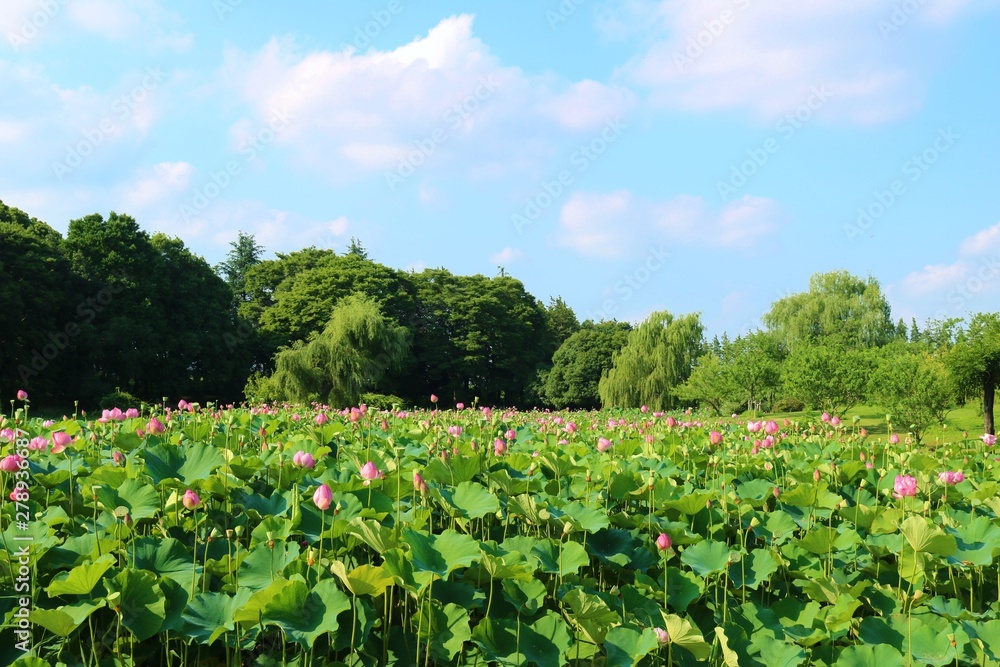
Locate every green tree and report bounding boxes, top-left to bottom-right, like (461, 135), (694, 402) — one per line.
(868, 344), (953, 442)
(763, 271), (894, 350)
(782, 345), (875, 414)
(673, 353), (734, 415)
(260, 294), (408, 406)
(599, 311), (704, 410)
(720, 331), (784, 414)
(946, 313), (1000, 435)
(544, 321), (631, 409)
(216, 231), (265, 307)
(0, 201), (81, 403)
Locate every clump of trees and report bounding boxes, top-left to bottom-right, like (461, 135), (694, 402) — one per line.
(6, 198), (999, 435)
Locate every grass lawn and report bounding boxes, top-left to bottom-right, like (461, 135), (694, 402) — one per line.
(767, 401), (987, 444)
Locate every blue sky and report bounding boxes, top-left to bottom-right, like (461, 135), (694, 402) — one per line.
(2, 0), (999, 338)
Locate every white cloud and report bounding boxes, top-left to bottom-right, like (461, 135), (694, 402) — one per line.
(118, 161), (192, 208)
(490, 246), (524, 264)
(218, 15), (635, 182)
(0, 61), (172, 184)
(556, 190), (782, 258)
(958, 221), (1000, 257)
(611, 0), (984, 124)
(2, 0), (191, 50)
(896, 221), (1000, 319)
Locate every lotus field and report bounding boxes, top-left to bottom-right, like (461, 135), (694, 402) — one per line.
(5, 399), (1000, 667)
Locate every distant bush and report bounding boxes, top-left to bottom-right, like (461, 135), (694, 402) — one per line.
(772, 397), (806, 413)
(359, 393), (406, 410)
(98, 390), (141, 411)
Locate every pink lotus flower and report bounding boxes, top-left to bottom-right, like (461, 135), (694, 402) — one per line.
(709, 431), (723, 446)
(641, 405), (648, 413)
(656, 533), (672, 551)
(821, 412), (830, 422)
(505, 429), (516, 440)
(456, 402), (464, 410)
(565, 422), (577, 433)
(813, 469), (822, 482)
(859, 428), (868, 438)
(889, 434), (900, 444)
(0, 454), (23, 472)
(494, 439), (507, 455)
(982, 434), (997, 446)
(0, 429), (15, 442)
(182, 489), (201, 509)
(16, 390), (27, 401)
(654, 627), (670, 646)
(50, 431), (72, 453)
(99, 408), (125, 423)
(447, 425), (462, 437)
(113, 450), (124, 465)
(348, 408), (362, 423)
(481, 407), (492, 418)
(313, 484), (333, 510)
(292, 451), (316, 469)
(124, 408), (139, 419)
(28, 436), (48, 451)
(764, 420), (779, 435)
(597, 437), (612, 453)
(146, 417), (165, 434)
(291, 413), (301, 421)
(359, 461), (383, 485)
(430, 394), (438, 403)
(893, 475), (917, 498)
(830, 416), (841, 427)
(747, 421), (761, 433)
(938, 471), (964, 485)
(773, 486), (781, 498)
(178, 400), (188, 410)
(665, 416), (677, 428)
(413, 472), (428, 494)
(314, 413), (328, 426)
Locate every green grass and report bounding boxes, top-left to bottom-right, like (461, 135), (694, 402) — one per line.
(766, 401), (986, 444)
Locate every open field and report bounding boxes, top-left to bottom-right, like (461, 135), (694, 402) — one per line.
(3, 401), (1000, 666)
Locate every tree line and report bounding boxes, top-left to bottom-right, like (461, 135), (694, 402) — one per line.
(4, 200), (998, 437)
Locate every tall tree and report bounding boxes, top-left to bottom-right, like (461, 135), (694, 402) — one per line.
(544, 320), (631, 409)
(763, 271), (894, 350)
(673, 353), (733, 415)
(0, 201), (81, 403)
(869, 343), (953, 442)
(258, 294), (408, 406)
(599, 311), (704, 410)
(782, 344), (875, 414)
(946, 313), (1000, 435)
(216, 231), (265, 307)
(720, 331), (784, 413)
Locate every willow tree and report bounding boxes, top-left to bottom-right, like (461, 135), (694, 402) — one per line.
(946, 313), (1000, 435)
(263, 294), (409, 406)
(764, 271), (894, 350)
(598, 311), (704, 410)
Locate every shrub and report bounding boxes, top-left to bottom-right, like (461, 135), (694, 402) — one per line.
(98, 389), (141, 411)
(772, 397), (806, 413)
(358, 392), (406, 410)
